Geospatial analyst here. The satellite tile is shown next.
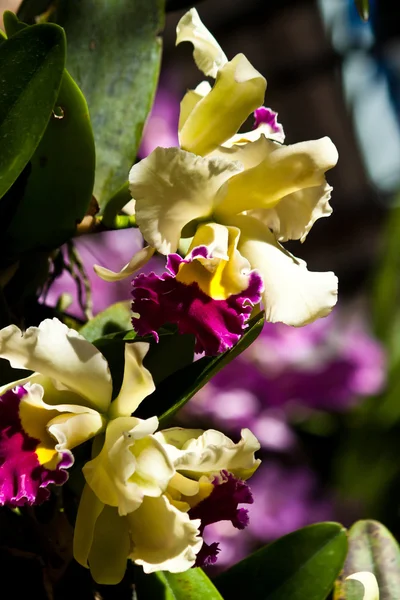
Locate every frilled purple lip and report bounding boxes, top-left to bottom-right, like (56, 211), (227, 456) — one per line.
(189, 470), (253, 567)
(131, 247), (263, 356)
(253, 106), (284, 140)
(0, 387), (72, 507)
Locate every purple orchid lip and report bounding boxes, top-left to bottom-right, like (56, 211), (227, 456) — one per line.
(188, 470), (253, 567)
(0, 387), (72, 507)
(131, 248), (263, 356)
(253, 106), (282, 133)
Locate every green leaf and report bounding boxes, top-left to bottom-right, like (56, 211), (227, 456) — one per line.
(1, 68), (95, 260)
(79, 301), (133, 342)
(137, 311), (265, 425)
(334, 520), (400, 600)
(134, 569), (223, 600)
(17, 0), (53, 23)
(215, 522), (348, 600)
(52, 0), (165, 211)
(354, 0), (369, 21)
(0, 22), (65, 200)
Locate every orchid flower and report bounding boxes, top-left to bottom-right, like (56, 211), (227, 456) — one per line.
(0, 318), (155, 506)
(95, 8), (338, 354)
(74, 426), (261, 583)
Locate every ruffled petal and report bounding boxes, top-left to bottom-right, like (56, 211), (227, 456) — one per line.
(179, 53), (266, 156)
(176, 8), (227, 78)
(0, 386), (73, 506)
(131, 247), (262, 355)
(210, 134), (272, 171)
(215, 137), (338, 217)
(221, 106), (285, 147)
(248, 182), (333, 243)
(156, 427), (261, 480)
(83, 416), (174, 516)
(127, 495), (202, 573)
(232, 214), (338, 326)
(109, 343), (155, 418)
(94, 245), (155, 282)
(0, 319), (112, 413)
(130, 147), (242, 254)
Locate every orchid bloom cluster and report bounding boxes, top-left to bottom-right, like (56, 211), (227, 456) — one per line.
(95, 8), (339, 356)
(0, 318), (260, 583)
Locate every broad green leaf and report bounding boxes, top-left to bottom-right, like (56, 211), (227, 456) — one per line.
(134, 568), (223, 600)
(354, 0), (369, 21)
(334, 520), (400, 600)
(215, 522), (348, 600)
(79, 301), (132, 342)
(0, 22), (65, 200)
(137, 311), (265, 425)
(52, 0), (165, 211)
(2, 68), (95, 260)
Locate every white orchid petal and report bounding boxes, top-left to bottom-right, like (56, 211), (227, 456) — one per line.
(249, 182), (333, 242)
(233, 215), (338, 326)
(130, 147), (242, 254)
(109, 343), (155, 418)
(179, 81), (211, 133)
(347, 572), (380, 600)
(94, 245), (155, 282)
(128, 495), (202, 573)
(73, 484), (105, 568)
(158, 427), (261, 480)
(0, 319), (112, 412)
(215, 137), (338, 216)
(180, 53), (266, 156)
(84, 417), (174, 516)
(176, 8), (227, 78)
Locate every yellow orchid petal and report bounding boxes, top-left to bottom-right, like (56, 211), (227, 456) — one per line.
(73, 483), (105, 568)
(94, 245), (155, 282)
(248, 182), (333, 243)
(180, 53), (266, 156)
(210, 134), (272, 171)
(347, 572), (380, 600)
(231, 214), (338, 326)
(176, 8), (227, 78)
(179, 81), (211, 133)
(130, 147), (242, 254)
(215, 137), (338, 217)
(47, 411), (106, 452)
(88, 505), (130, 585)
(176, 223), (255, 300)
(109, 342), (155, 418)
(84, 416), (174, 516)
(0, 318), (112, 413)
(157, 427), (261, 480)
(128, 495), (202, 573)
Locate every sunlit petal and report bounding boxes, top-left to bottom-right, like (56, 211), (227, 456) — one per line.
(130, 147), (242, 254)
(180, 53), (266, 156)
(0, 319), (112, 413)
(94, 245), (155, 282)
(128, 495), (202, 573)
(176, 8), (227, 78)
(109, 343), (155, 418)
(230, 214), (338, 326)
(215, 137), (338, 216)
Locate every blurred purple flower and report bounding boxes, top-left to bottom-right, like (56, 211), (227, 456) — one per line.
(182, 309), (386, 448)
(42, 229), (164, 320)
(138, 85), (179, 158)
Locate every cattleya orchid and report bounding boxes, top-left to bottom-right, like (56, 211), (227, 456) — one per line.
(0, 318), (155, 505)
(94, 8), (338, 356)
(0, 318), (261, 582)
(74, 426), (260, 582)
